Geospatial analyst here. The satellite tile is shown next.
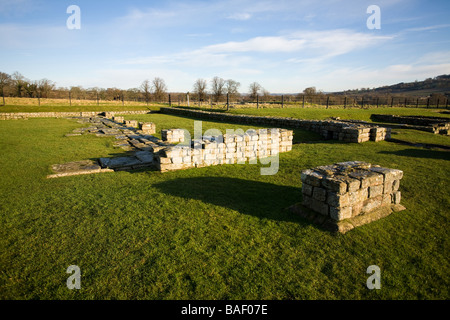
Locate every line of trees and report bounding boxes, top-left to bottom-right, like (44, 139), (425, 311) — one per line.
(0, 70), (274, 106)
(1, 70), (448, 107)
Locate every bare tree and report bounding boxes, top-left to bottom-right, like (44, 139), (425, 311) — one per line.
(211, 76), (226, 102)
(37, 79), (55, 98)
(152, 77), (167, 102)
(248, 82), (262, 101)
(140, 80), (152, 105)
(11, 71), (26, 97)
(70, 86), (83, 100)
(193, 78), (208, 102)
(0, 72), (11, 105)
(262, 88), (271, 101)
(226, 79), (241, 100)
(303, 87), (317, 97)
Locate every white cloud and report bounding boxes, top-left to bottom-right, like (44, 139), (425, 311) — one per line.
(203, 36), (307, 53)
(119, 29), (394, 68)
(404, 24), (450, 32)
(227, 13), (252, 20)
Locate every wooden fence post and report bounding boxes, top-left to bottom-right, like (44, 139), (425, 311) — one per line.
(257, 95), (259, 109)
(416, 98), (419, 108)
(427, 98), (430, 108)
(361, 97), (364, 109)
(326, 96), (330, 109)
(391, 97), (394, 108)
(227, 93), (229, 111)
(436, 98), (440, 108)
(404, 98), (407, 107)
(169, 94), (171, 106)
(281, 95), (284, 108)
(344, 96), (347, 109)
(302, 95), (305, 108)
(69, 91), (72, 107)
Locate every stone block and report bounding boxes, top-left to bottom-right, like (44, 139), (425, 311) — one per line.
(392, 191), (401, 204)
(369, 184), (383, 198)
(301, 169), (324, 187)
(312, 187), (327, 202)
(302, 183), (313, 196)
(311, 199), (329, 216)
(330, 206), (352, 221)
(326, 192), (350, 208)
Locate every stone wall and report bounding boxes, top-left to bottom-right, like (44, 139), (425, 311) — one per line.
(159, 107), (390, 143)
(301, 161), (403, 222)
(161, 129), (185, 144)
(139, 122), (156, 134)
(0, 110), (150, 120)
(371, 114), (450, 134)
(156, 128), (293, 172)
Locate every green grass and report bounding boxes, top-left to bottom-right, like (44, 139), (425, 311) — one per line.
(0, 113), (449, 300)
(225, 107), (450, 122)
(390, 129), (450, 147)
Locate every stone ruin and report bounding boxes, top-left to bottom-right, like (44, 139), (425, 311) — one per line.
(45, 115), (408, 234)
(49, 115), (293, 175)
(371, 114), (450, 135)
(156, 128), (293, 172)
(161, 128), (185, 144)
(159, 107), (392, 143)
(289, 161), (406, 233)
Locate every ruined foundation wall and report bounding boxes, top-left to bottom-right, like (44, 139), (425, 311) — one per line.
(159, 107), (390, 143)
(156, 128), (293, 172)
(0, 110), (150, 120)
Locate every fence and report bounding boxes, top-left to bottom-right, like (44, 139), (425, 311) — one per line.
(2, 92), (449, 109)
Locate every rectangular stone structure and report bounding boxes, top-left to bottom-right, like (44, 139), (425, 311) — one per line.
(139, 122), (156, 134)
(301, 161), (403, 222)
(156, 128), (293, 172)
(161, 128), (185, 144)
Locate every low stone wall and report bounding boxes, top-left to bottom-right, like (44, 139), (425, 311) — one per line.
(156, 128), (293, 172)
(371, 114), (450, 134)
(0, 110), (150, 120)
(162, 128), (185, 144)
(139, 122), (156, 134)
(297, 161), (404, 233)
(159, 107), (390, 143)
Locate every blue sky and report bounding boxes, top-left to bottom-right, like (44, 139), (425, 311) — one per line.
(1, 0), (450, 93)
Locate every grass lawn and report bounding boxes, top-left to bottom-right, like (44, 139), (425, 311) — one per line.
(0, 111), (449, 300)
(390, 129), (450, 147)
(225, 107), (450, 122)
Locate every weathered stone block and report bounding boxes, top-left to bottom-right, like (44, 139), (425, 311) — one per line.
(302, 183), (313, 196)
(311, 199), (329, 216)
(312, 187), (327, 202)
(330, 206), (352, 221)
(326, 192), (350, 208)
(369, 184), (383, 198)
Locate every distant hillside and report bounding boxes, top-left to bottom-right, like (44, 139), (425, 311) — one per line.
(334, 75), (450, 97)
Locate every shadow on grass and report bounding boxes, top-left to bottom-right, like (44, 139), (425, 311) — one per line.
(153, 176), (309, 224)
(378, 148), (450, 160)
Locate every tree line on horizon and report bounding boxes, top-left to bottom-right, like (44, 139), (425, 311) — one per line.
(0, 71), (448, 106)
(0, 71), (276, 105)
